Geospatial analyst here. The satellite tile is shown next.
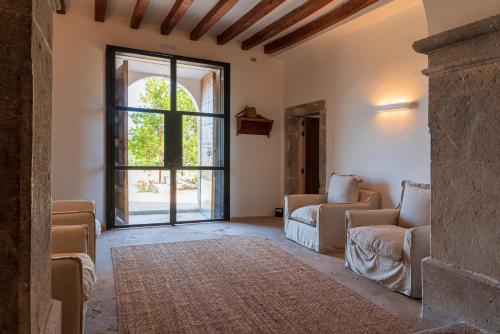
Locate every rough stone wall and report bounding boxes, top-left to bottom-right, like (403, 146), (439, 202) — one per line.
(413, 14), (500, 332)
(0, 0), (53, 333)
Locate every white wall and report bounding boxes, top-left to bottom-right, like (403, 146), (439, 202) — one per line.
(280, 2), (429, 208)
(52, 4), (284, 222)
(423, 0), (500, 35)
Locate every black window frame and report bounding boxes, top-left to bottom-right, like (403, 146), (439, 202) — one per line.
(105, 45), (230, 229)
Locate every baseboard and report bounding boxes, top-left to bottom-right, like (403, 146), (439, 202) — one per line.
(412, 323), (481, 334)
(422, 257), (500, 333)
(230, 216), (278, 221)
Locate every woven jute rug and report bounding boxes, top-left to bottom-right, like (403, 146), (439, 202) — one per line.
(112, 236), (414, 334)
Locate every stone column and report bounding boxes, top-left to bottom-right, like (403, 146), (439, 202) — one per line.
(413, 14), (500, 332)
(0, 0), (59, 333)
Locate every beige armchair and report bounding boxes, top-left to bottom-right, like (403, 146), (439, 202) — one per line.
(52, 225), (97, 334)
(345, 180), (431, 298)
(52, 200), (100, 262)
(284, 174), (380, 252)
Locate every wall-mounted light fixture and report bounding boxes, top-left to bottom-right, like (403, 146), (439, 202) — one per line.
(374, 102), (418, 113)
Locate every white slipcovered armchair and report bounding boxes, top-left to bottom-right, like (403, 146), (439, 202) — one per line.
(345, 180), (431, 298)
(52, 200), (100, 262)
(51, 200), (99, 333)
(52, 225), (97, 334)
(284, 174), (380, 252)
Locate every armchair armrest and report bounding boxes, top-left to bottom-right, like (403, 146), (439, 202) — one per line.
(52, 200), (95, 213)
(51, 254), (91, 334)
(319, 201), (374, 220)
(52, 256), (84, 334)
(403, 225), (430, 257)
(284, 194), (327, 216)
(52, 225), (88, 255)
(52, 204), (97, 262)
(317, 202), (375, 251)
(358, 189), (381, 208)
(346, 208), (400, 229)
(403, 225), (430, 298)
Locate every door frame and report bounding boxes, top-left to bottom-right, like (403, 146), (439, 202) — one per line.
(105, 45), (230, 229)
(284, 100), (326, 195)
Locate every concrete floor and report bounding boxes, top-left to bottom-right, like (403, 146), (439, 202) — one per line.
(86, 217), (431, 333)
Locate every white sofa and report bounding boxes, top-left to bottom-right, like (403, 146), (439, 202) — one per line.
(284, 174), (380, 252)
(345, 180), (431, 298)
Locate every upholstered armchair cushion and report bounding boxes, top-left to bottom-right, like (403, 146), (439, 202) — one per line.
(327, 174), (362, 204)
(52, 225), (88, 255)
(290, 205), (319, 226)
(348, 225), (407, 261)
(398, 181), (431, 228)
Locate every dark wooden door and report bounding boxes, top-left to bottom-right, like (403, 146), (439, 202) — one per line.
(305, 117), (320, 194)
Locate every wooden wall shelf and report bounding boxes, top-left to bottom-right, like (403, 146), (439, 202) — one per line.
(236, 116), (274, 137)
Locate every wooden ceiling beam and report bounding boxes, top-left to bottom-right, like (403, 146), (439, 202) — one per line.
(190, 0), (239, 41)
(131, 0), (150, 29)
(56, 0), (66, 14)
(161, 0), (194, 35)
(95, 0), (107, 22)
(242, 0), (334, 50)
(217, 0), (286, 45)
(264, 0), (380, 54)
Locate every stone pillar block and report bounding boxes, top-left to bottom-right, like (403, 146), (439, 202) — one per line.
(0, 0), (54, 332)
(413, 14), (500, 332)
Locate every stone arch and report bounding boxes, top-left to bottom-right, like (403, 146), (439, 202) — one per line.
(128, 75), (201, 112)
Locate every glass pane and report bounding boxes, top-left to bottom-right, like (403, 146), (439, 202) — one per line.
(115, 52), (171, 110)
(182, 116), (223, 167)
(115, 111), (165, 167)
(115, 170), (170, 226)
(177, 61), (223, 114)
(176, 170), (224, 222)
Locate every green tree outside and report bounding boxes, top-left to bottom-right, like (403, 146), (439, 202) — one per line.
(128, 77), (199, 169)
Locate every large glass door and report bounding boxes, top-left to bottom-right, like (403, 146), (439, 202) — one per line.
(106, 46), (229, 228)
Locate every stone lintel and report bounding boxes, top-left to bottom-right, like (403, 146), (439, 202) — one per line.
(413, 13), (500, 55)
(413, 14), (500, 77)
